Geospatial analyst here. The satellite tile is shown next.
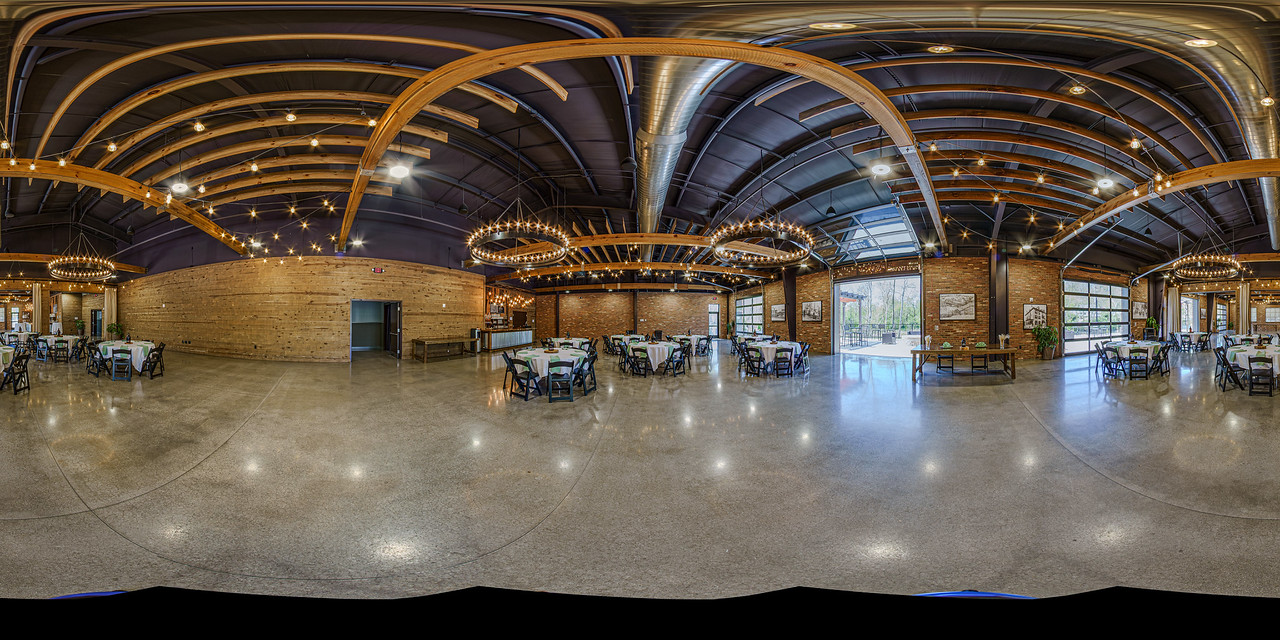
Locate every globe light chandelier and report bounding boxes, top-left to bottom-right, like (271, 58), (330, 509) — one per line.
(709, 218), (814, 268)
(47, 228), (117, 282)
(1168, 252), (1241, 281)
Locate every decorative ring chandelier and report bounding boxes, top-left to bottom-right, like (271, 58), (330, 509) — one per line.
(47, 229), (117, 282)
(1169, 253), (1241, 280)
(467, 219), (571, 268)
(709, 219), (814, 267)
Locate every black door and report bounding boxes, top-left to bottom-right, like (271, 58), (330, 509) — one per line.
(384, 302), (402, 358)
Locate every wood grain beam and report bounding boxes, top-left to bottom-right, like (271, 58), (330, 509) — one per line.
(806, 84), (1192, 169)
(0, 160), (245, 254)
(112, 115), (443, 178)
(1048, 159), (1280, 250)
(38, 32), (565, 157)
(69, 61), (515, 161)
(205, 183), (394, 208)
(199, 170), (402, 201)
(93, 92), (460, 171)
(345, 38), (946, 251)
(0, 253), (145, 274)
(142, 135), (428, 185)
(486, 260), (770, 283)
(533, 283), (722, 293)
(758, 54), (1223, 164)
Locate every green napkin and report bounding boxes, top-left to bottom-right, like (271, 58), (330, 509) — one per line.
(941, 342), (952, 348)
(974, 342), (987, 348)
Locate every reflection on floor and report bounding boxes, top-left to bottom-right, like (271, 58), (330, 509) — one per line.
(5, 343), (1280, 600)
(842, 340), (916, 358)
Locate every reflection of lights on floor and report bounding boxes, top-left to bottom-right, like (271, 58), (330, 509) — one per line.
(376, 541), (419, 562)
(862, 541), (907, 560)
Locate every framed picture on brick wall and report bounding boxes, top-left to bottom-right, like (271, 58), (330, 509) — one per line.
(1133, 301), (1147, 320)
(802, 300), (822, 322)
(939, 293), (975, 321)
(1023, 304), (1048, 329)
(770, 304), (785, 321)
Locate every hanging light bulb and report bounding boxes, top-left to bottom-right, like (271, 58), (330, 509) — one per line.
(1069, 84), (1087, 95)
(7, 158), (14, 166)
(57, 158), (66, 166)
(992, 193), (1000, 203)
(1036, 174), (1045, 183)
(289, 206), (297, 214)
(367, 118), (378, 127)
(977, 157), (986, 166)
(0, 140), (8, 150)
(1154, 172), (1163, 182)
(310, 137), (319, 147)
(1264, 96), (1277, 107)
(928, 142), (938, 152)
(107, 141), (117, 152)
(249, 208), (257, 218)
(197, 184), (206, 193)
(285, 111), (297, 122)
(1129, 138), (1142, 149)
(951, 168), (960, 177)
(193, 121), (205, 132)
(250, 161), (259, 172)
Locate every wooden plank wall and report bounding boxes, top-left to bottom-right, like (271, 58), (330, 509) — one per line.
(117, 256), (484, 361)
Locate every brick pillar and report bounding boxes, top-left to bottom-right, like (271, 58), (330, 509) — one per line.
(989, 251), (1008, 344)
(783, 267), (797, 341)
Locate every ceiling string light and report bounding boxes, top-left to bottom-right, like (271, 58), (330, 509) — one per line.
(47, 228), (117, 282)
(708, 220), (814, 268)
(1169, 253), (1242, 280)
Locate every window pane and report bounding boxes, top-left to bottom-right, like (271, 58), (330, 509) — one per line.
(1091, 297), (1108, 309)
(1112, 298), (1128, 310)
(1114, 312), (1128, 324)
(1064, 294), (1088, 308)
(1090, 283), (1109, 295)
(1091, 311), (1111, 323)
(1064, 280), (1088, 293)
(1063, 325), (1090, 341)
(1065, 310), (1089, 324)
(1112, 324), (1128, 336)
(1089, 325), (1111, 337)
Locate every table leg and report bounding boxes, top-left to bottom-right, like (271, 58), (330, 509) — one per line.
(912, 354), (917, 383)
(1010, 353), (1016, 380)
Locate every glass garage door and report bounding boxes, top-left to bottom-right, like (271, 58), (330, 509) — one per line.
(1063, 280), (1129, 355)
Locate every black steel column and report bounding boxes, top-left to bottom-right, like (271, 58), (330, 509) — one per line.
(783, 267), (798, 341)
(989, 251), (1008, 343)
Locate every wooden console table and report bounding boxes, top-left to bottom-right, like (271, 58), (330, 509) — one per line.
(910, 347), (1017, 382)
(411, 336), (479, 362)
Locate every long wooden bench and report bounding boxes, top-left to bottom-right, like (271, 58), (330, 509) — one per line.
(410, 336), (479, 362)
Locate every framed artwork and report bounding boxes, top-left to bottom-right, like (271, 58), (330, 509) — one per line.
(938, 293), (976, 321)
(1022, 304), (1048, 329)
(770, 304), (785, 322)
(1133, 301), (1147, 320)
(801, 300), (822, 322)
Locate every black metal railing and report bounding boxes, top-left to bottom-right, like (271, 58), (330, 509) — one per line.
(840, 323), (921, 349)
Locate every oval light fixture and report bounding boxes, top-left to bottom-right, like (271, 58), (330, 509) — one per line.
(1068, 85), (1088, 95)
(1184, 38), (1218, 47)
(927, 45), (954, 54)
(870, 163), (891, 175)
(388, 164), (411, 179)
(172, 182), (189, 193)
(809, 22), (857, 30)
(1263, 96), (1276, 107)
(1097, 177), (1115, 188)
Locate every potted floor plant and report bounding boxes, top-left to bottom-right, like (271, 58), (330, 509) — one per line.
(105, 322), (124, 340)
(74, 319), (85, 336)
(1031, 325), (1059, 360)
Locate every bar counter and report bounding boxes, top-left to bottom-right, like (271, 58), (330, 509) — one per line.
(480, 328), (534, 351)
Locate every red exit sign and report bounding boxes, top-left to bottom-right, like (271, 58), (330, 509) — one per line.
(371, 268), (385, 273)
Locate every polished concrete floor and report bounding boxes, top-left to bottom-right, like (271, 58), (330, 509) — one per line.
(4, 343), (1280, 599)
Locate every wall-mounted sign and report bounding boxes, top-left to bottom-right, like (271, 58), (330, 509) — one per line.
(371, 268), (385, 273)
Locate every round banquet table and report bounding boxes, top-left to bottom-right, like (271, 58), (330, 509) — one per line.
(550, 338), (590, 349)
(1226, 344), (1280, 371)
(668, 334), (706, 345)
(611, 334), (645, 343)
(98, 340), (155, 371)
(1226, 334), (1271, 346)
(2, 331), (32, 345)
(747, 340), (801, 362)
(1103, 340), (1163, 359)
(39, 335), (73, 348)
(514, 347), (587, 379)
(0, 346), (13, 367)
(627, 341), (680, 364)
(1173, 332), (1206, 342)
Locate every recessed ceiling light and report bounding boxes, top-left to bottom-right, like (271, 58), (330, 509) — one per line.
(1097, 177), (1115, 188)
(1184, 38), (1217, 48)
(870, 163), (891, 175)
(927, 45), (954, 54)
(809, 22), (857, 30)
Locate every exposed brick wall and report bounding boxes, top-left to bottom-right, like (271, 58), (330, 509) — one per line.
(1008, 258), (1059, 355)
(533, 294), (558, 340)
(1131, 277), (1149, 337)
(637, 292), (726, 337)
(762, 279), (785, 337)
(796, 271), (831, 353)
(536, 291), (728, 342)
(58, 293), (84, 334)
(922, 257), (989, 347)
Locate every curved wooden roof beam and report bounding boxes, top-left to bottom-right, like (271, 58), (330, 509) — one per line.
(486, 260), (769, 284)
(141, 135), (429, 185)
(36, 32), (567, 158)
(115, 118), (440, 180)
(0, 160), (245, 254)
(69, 62), (515, 163)
(186, 154), (365, 187)
(808, 84), (1191, 168)
(832, 109), (1173, 173)
(892, 180), (1097, 210)
(1048, 159), (1280, 249)
(92, 91), (465, 171)
(199, 170), (402, 201)
(345, 38), (946, 251)
(0, 253), (145, 274)
(757, 54), (1223, 164)
(205, 183), (394, 208)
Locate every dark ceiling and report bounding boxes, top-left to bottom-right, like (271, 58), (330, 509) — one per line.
(1, 1), (1277, 287)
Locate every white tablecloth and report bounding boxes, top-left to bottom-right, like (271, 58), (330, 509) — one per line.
(1226, 334), (1273, 346)
(49, 322), (61, 334)
(1227, 345), (1280, 370)
(0, 346), (13, 367)
(611, 334), (645, 343)
(99, 340), (155, 371)
(668, 334), (706, 345)
(39, 336), (73, 347)
(1173, 332), (1206, 342)
(627, 341), (680, 364)
(2, 332), (32, 344)
(515, 347), (586, 379)
(550, 338), (590, 349)
(1104, 340), (1162, 359)
(748, 341), (801, 362)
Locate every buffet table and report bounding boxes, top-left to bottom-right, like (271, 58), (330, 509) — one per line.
(910, 346), (1017, 382)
